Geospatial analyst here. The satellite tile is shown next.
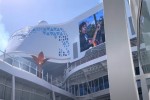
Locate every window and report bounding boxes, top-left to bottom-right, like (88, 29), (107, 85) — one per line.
(75, 85), (79, 96)
(89, 81), (94, 93)
(91, 80), (95, 92)
(69, 86), (72, 93)
(72, 85), (75, 95)
(103, 75), (109, 89)
(135, 67), (140, 75)
(83, 83), (88, 95)
(79, 84), (84, 96)
(94, 79), (99, 92)
(99, 77), (104, 90)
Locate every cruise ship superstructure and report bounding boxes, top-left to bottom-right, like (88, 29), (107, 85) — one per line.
(0, 0), (150, 100)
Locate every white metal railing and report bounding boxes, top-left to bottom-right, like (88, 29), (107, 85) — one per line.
(64, 43), (106, 78)
(64, 39), (138, 78)
(0, 50), (65, 90)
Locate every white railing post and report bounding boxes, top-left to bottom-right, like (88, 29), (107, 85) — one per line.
(67, 63), (69, 68)
(12, 57), (14, 66)
(46, 73), (48, 82)
(29, 62), (31, 73)
(12, 75), (15, 100)
(36, 67), (37, 76)
(42, 70), (43, 79)
(51, 75), (53, 84)
(52, 91), (56, 100)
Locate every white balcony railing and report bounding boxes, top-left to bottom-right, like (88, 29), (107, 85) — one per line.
(64, 43), (106, 78)
(0, 50), (64, 89)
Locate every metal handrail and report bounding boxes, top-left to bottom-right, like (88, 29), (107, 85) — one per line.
(0, 50), (68, 90)
(0, 50), (54, 84)
(64, 43), (106, 78)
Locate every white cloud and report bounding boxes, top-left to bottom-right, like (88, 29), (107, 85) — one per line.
(0, 14), (9, 53)
(98, 0), (103, 4)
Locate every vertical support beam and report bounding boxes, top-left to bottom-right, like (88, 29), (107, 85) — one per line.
(141, 77), (149, 100)
(12, 75), (15, 100)
(51, 75), (52, 84)
(52, 91), (56, 100)
(50, 75), (55, 100)
(46, 73), (49, 82)
(139, 63), (149, 100)
(36, 67), (37, 76)
(42, 70), (43, 79)
(103, 0), (139, 100)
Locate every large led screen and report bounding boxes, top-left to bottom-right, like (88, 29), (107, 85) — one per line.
(79, 10), (105, 52)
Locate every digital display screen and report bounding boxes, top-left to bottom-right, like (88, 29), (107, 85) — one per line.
(79, 10), (105, 52)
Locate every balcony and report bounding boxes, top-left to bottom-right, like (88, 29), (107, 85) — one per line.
(64, 43), (106, 77)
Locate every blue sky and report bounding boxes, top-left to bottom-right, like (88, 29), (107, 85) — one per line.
(79, 10), (104, 25)
(0, 0), (102, 52)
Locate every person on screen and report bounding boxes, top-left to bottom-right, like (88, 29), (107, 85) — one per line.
(79, 22), (100, 52)
(95, 17), (105, 43)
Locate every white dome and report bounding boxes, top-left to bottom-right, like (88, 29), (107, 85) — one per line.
(38, 20), (48, 25)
